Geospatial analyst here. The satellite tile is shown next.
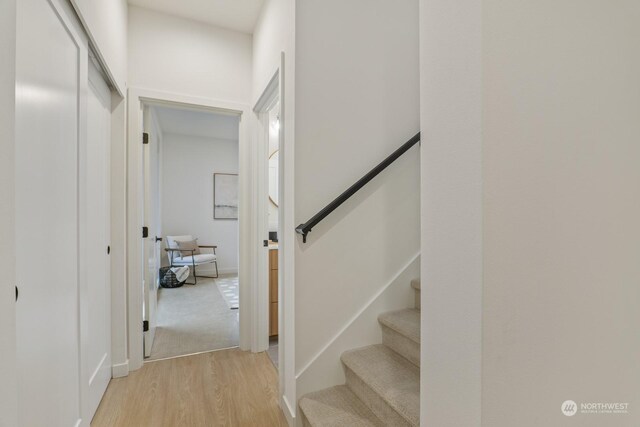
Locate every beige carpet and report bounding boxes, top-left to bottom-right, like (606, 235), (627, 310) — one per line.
(148, 275), (239, 360)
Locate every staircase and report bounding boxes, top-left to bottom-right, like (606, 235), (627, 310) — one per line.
(299, 279), (421, 426)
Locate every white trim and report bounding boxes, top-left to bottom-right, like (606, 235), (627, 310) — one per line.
(0, 0), (17, 424)
(253, 71), (280, 113)
(253, 69), (281, 355)
(295, 252), (421, 379)
(279, 51), (296, 426)
(253, 54), (295, 426)
(127, 87), (253, 371)
(67, 0), (125, 97)
(281, 395), (296, 426)
(111, 361), (129, 378)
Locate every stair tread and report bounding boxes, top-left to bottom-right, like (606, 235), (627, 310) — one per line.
(378, 308), (420, 343)
(341, 345), (419, 426)
(300, 385), (384, 427)
(411, 279), (421, 290)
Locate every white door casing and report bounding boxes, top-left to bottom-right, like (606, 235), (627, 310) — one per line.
(80, 58), (112, 423)
(253, 57), (294, 419)
(127, 89), (252, 371)
(0, 0), (17, 424)
(15, 0), (87, 425)
(253, 71), (281, 354)
(142, 106), (159, 358)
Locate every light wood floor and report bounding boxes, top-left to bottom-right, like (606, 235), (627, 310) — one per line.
(92, 348), (288, 427)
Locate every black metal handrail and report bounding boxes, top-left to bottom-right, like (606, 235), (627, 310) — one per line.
(296, 132), (421, 243)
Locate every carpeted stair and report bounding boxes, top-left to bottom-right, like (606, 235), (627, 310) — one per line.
(299, 279), (421, 426)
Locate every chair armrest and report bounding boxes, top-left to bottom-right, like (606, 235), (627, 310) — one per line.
(198, 245), (217, 249)
(164, 248), (194, 253)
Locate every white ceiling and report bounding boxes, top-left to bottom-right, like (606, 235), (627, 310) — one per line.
(153, 106), (240, 141)
(128, 0), (265, 34)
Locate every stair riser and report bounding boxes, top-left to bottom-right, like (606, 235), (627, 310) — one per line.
(414, 288), (420, 310)
(381, 324), (420, 367)
(301, 409), (312, 427)
(344, 367), (414, 427)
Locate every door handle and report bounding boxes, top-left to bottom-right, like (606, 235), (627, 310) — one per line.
(263, 240), (269, 247)
(155, 236), (163, 243)
(15, 286), (18, 301)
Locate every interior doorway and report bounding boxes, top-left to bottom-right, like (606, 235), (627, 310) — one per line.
(254, 67), (285, 379)
(126, 88), (253, 371)
(141, 103), (242, 361)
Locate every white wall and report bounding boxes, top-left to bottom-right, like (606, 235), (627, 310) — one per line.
(294, 0), (420, 409)
(482, 1), (640, 426)
(0, 0), (17, 424)
(420, 1), (640, 426)
(162, 133), (239, 274)
(71, 0), (127, 95)
(252, 0), (293, 105)
(419, 0), (483, 425)
(128, 5), (252, 104)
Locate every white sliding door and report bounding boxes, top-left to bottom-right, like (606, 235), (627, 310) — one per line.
(80, 59), (112, 423)
(15, 0), (87, 425)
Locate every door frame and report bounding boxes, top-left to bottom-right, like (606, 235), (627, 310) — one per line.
(253, 74), (280, 354)
(127, 88), (253, 370)
(0, 0), (17, 424)
(253, 53), (296, 422)
(141, 105), (159, 358)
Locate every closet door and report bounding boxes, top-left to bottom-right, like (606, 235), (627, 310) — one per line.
(80, 59), (112, 423)
(15, 0), (87, 425)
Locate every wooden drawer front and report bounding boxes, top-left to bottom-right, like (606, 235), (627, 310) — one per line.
(269, 269), (278, 303)
(269, 249), (278, 270)
(269, 302), (278, 336)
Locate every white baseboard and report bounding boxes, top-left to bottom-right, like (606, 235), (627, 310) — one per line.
(111, 360), (129, 378)
(281, 395), (296, 427)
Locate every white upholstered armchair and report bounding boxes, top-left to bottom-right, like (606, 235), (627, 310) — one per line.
(165, 235), (219, 284)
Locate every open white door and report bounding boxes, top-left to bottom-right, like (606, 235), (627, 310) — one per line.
(142, 107), (160, 358)
(254, 71), (282, 353)
(15, 0), (86, 425)
(80, 58), (112, 422)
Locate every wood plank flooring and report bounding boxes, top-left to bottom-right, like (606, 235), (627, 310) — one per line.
(91, 348), (288, 427)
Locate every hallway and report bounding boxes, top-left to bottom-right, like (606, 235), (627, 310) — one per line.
(91, 349), (287, 426)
